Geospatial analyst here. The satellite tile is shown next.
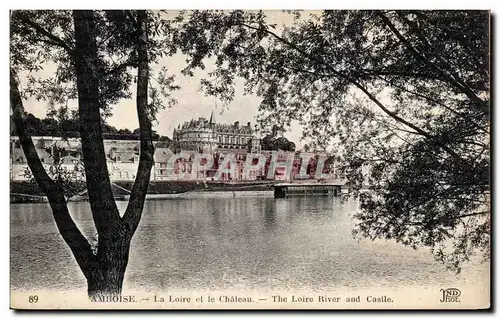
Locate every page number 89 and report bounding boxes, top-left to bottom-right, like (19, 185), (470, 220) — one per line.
(28, 295), (38, 303)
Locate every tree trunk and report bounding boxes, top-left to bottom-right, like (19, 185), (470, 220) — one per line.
(72, 10), (154, 299)
(88, 269), (124, 299)
(87, 237), (131, 299)
(73, 10), (129, 299)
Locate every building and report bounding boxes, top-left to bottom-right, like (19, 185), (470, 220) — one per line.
(172, 112), (261, 153)
(10, 134), (337, 182)
(9, 136), (174, 182)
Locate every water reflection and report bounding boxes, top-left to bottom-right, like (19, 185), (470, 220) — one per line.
(10, 197), (488, 293)
(263, 199), (276, 231)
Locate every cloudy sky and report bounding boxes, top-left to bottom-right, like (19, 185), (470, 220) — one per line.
(21, 10), (308, 149)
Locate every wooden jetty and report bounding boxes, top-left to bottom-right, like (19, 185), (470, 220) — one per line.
(273, 180), (347, 198)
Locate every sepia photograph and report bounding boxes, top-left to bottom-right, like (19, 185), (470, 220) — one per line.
(9, 8), (490, 310)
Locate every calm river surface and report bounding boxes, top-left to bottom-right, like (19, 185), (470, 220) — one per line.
(11, 196), (488, 293)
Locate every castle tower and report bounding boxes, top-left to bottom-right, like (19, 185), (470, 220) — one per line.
(209, 110), (214, 125)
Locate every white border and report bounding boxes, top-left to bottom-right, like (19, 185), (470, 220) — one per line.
(1, 1), (497, 318)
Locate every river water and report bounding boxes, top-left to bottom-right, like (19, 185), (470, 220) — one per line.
(10, 196), (488, 294)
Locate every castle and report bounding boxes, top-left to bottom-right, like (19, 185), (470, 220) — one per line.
(172, 112), (261, 153)
(11, 114), (341, 183)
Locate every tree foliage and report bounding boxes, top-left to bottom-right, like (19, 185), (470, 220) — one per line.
(10, 112), (167, 141)
(168, 10), (490, 272)
(261, 135), (296, 151)
(11, 10), (179, 119)
(24, 145), (87, 198)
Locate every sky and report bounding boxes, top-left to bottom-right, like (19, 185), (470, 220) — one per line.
(21, 10), (308, 149)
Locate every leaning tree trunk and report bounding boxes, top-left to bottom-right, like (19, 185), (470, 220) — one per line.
(10, 70), (97, 284)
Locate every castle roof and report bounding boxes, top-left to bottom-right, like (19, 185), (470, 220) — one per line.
(176, 113), (253, 134)
(209, 110), (214, 124)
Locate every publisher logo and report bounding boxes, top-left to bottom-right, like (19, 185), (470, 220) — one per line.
(440, 288), (461, 303)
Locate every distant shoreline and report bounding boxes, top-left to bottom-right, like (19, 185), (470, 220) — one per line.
(10, 180), (348, 203)
(10, 180), (277, 203)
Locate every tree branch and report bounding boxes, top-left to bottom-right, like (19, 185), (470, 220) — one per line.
(377, 12), (487, 109)
(122, 10), (154, 235)
(237, 21), (468, 163)
(353, 69), (443, 81)
(104, 59), (138, 76)
(396, 11), (489, 89)
(412, 11), (489, 78)
(409, 210), (490, 226)
(238, 22), (433, 137)
(11, 70), (96, 279)
(14, 11), (74, 56)
(375, 75), (488, 134)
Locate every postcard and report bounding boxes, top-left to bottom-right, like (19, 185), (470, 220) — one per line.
(10, 9), (490, 310)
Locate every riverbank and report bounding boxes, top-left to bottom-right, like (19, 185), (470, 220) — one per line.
(10, 180), (276, 203)
(121, 190), (274, 200)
